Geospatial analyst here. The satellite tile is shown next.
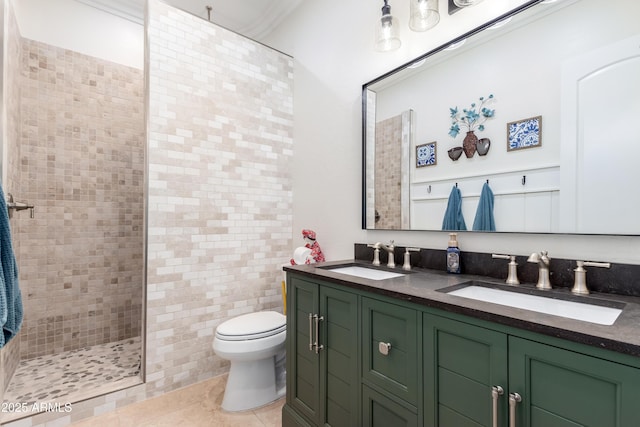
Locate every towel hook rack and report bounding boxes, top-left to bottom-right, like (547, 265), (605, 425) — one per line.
(522, 175), (526, 186)
(6, 193), (35, 218)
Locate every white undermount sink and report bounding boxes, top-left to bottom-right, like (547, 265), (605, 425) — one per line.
(327, 266), (405, 281)
(447, 285), (623, 326)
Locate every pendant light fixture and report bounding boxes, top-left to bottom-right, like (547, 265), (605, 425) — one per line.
(409, 0), (440, 32)
(375, 0), (401, 52)
(454, 0), (484, 7)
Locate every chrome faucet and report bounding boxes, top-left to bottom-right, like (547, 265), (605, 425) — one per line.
(572, 260), (610, 295)
(374, 240), (396, 268)
(527, 251), (551, 290)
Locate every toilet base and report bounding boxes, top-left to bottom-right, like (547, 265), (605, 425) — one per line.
(221, 354), (286, 412)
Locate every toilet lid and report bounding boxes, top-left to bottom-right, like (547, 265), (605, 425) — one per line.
(215, 311), (286, 341)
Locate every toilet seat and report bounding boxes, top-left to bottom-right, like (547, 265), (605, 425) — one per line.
(215, 311), (286, 341)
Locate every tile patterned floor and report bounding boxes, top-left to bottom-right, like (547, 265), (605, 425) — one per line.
(69, 374), (284, 427)
(2, 337), (141, 423)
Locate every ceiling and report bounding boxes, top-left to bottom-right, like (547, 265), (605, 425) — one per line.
(76, 0), (302, 40)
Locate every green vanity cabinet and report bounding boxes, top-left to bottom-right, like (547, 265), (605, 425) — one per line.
(283, 275), (360, 427)
(362, 384), (419, 427)
(509, 336), (640, 427)
(423, 313), (508, 427)
(361, 297), (420, 405)
(424, 313), (640, 427)
(361, 297), (421, 426)
(284, 271), (640, 427)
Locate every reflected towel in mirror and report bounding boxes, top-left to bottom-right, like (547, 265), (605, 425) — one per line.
(472, 182), (496, 231)
(441, 186), (467, 231)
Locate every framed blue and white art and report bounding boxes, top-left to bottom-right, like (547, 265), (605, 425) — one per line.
(416, 141), (437, 167)
(507, 115), (542, 151)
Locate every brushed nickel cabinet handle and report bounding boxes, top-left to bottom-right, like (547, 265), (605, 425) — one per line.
(509, 392), (522, 427)
(314, 314), (324, 353)
(308, 313), (314, 351)
(491, 386), (504, 427)
(378, 342), (392, 356)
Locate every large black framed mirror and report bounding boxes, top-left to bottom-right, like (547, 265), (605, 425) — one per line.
(362, 0), (640, 234)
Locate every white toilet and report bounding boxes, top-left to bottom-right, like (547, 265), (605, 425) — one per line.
(213, 311), (287, 411)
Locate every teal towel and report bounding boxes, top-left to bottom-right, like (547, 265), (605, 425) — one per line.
(442, 186), (467, 231)
(472, 182), (496, 231)
(0, 183), (22, 348)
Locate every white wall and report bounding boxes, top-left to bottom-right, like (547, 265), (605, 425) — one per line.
(264, 0), (640, 265)
(12, 0), (143, 69)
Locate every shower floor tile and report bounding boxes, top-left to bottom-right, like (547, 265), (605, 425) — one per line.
(2, 337), (141, 423)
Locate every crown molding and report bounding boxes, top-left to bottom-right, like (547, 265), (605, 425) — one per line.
(74, 0), (144, 25)
(235, 0), (302, 40)
(72, 0), (300, 41)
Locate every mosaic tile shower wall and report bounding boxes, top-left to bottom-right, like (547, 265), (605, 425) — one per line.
(16, 38), (145, 360)
(375, 115), (403, 229)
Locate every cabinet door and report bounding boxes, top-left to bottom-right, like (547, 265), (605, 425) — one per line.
(509, 337), (640, 427)
(285, 276), (359, 427)
(319, 285), (359, 427)
(424, 314), (508, 427)
(362, 297), (420, 406)
(287, 277), (321, 424)
(363, 385), (418, 427)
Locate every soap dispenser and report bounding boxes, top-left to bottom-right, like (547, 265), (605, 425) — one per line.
(446, 233), (461, 274)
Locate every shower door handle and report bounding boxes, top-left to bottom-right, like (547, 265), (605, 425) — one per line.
(313, 314), (324, 353)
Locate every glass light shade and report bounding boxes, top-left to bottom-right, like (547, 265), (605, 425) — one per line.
(375, 12), (401, 52)
(454, 0), (484, 7)
(410, 0), (439, 32)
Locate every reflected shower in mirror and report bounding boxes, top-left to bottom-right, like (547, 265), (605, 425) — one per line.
(370, 109), (413, 229)
(363, 0), (640, 234)
(0, 0), (145, 421)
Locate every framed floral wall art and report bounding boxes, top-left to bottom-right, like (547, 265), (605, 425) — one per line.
(416, 141), (437, 167)
(507, 115), (542, 151)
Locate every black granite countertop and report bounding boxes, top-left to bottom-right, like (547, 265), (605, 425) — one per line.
(284, 260), (640, 359)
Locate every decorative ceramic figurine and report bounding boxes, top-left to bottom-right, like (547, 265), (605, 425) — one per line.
(290, 229), (325, 264)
